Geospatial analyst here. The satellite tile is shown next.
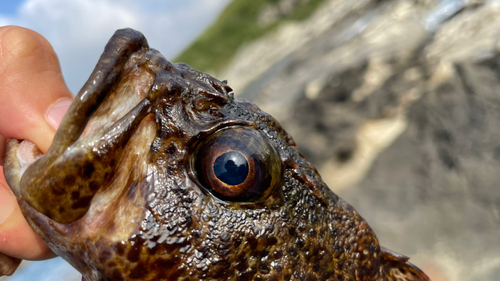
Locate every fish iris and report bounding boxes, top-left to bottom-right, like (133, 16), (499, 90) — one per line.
(192, 127), (282, 201)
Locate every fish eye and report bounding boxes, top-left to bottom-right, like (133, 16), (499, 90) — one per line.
(192, 127), (282, 202)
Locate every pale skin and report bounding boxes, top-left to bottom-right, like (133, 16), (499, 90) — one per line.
(0, 26), (74, 275)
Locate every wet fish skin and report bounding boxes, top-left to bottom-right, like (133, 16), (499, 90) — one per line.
(4, 28), (430, 281)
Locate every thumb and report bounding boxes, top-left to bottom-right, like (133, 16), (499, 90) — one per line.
(0, 26), (73, 264)
(0, 26), (73, 154)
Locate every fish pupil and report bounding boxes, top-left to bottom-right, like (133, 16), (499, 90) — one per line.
(213, 151), (248, 185)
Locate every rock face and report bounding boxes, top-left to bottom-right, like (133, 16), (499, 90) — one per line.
(222, 0), (500, 280)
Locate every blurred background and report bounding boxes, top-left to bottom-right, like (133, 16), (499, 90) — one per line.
(1, 0), (500, 280)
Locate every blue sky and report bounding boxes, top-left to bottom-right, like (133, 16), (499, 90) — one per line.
(0, 0), (21, 15)
(0, 0), (231, 93)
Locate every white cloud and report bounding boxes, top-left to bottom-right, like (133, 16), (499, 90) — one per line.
(0, 0), (231, 93)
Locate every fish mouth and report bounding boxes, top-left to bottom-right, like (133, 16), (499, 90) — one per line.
(4, 27), (233, 224)
(40, 28), (151, 162)
(3, 28), (153, 223)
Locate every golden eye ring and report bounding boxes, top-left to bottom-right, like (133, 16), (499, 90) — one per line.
(192, 127), (282, 202)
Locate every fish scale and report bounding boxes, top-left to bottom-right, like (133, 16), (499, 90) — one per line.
(4, 28), (430, 281)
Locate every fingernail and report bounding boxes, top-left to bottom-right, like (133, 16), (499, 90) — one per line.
(0, 186), (16, 225)
(45, 98), (72, 131)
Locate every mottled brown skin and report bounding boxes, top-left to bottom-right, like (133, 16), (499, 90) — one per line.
(4, 29), (430, 281)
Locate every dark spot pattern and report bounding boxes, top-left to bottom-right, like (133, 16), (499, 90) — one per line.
(5, 29), (431, 281)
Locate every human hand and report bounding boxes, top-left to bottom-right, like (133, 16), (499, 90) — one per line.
(0, 26), (74, 276)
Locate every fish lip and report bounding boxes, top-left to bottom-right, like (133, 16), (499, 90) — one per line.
(3, 94), (105, 194)
(5, 96), (154, 223)
(4, 28), (149, 200)
(44, 28), (149, 159)
(3, 85), (132, 187)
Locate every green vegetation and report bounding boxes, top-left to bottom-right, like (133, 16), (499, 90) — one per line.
(174, 0), (327, 74)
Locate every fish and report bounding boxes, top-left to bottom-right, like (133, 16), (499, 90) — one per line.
(4, 28), (431, 281)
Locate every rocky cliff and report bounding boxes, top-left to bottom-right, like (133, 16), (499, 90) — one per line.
(221, 0), (500, 280)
